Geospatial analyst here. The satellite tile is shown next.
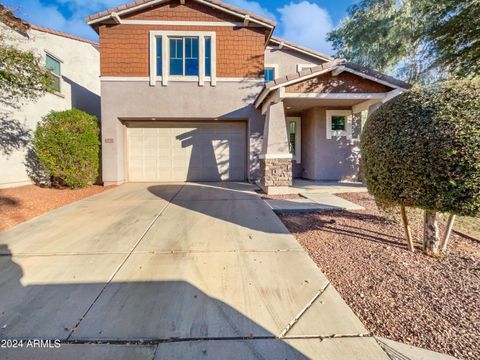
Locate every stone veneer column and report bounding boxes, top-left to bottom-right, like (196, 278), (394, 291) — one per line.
(259, 99), (292, 194)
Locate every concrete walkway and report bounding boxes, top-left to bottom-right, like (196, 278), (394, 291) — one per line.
(265, 193), (364, 213)
(0, 183), (446, 359)
(291, 179), (367, 194)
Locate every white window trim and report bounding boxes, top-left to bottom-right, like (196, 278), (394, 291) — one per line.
(100, 76), (263, 83)
(264, 64), (278, 81)
(149, 30), (216, 87)
(44, 50), (64, 64)
(326, 110), (353, 140)
(296, 64), (315, 72)
(287, 116), (301, 163)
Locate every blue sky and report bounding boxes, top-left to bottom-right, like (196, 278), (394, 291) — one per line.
(3, 0), (357, 55)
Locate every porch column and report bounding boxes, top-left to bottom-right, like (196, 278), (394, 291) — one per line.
(259, 99), (292, 195)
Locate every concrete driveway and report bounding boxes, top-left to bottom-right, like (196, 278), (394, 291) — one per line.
(0, 182), (389, 359)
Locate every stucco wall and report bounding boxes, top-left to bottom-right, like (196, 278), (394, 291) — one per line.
(301, 107), (361, 181)
(0, 24), (100, 188)
(100, 79), (265, 184)
(264, 46), (325, 78)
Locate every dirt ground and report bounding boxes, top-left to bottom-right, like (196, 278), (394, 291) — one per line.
(447, 215), (480, 241)
(280, 192), (479, 360)
(0, 184), (115, 232)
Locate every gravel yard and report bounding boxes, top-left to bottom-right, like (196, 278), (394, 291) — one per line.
(279, 192), (480, 360)
(0, 184), (115, 232)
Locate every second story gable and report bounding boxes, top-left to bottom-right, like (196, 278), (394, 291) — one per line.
(88, 0), (275, 85)
(265, 37), (333, 80)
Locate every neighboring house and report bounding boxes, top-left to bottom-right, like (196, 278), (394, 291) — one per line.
(86, 0), (410, 194)
(0, 7), (100, 188)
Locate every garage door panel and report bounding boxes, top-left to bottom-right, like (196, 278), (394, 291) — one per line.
(127, 122), (246, 182)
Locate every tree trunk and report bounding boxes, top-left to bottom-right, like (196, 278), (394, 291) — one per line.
(423, 210), (441, 256)
(400, 206), (414, 252)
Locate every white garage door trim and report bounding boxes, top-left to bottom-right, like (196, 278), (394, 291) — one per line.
(126, 121), (247, 182)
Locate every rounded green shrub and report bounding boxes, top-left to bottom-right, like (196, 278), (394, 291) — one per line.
(33, 109), (100, 188)
(361, 80), (480, 217)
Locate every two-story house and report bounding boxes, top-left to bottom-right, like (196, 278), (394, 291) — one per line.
(0, 5), (101, 188)
(86, 0), (410, 194)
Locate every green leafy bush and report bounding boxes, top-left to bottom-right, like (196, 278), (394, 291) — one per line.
(361, 80), (480, 217)
(33, 109), (100, 188)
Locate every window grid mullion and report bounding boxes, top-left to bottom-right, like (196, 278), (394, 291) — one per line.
(182, 38), (186, 76)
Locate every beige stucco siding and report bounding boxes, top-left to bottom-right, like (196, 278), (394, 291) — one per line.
(264, 46), (326, 78)
(100, 80), (264, 184)
(0, 23), (100, 188)
(301, 107), (361, 181)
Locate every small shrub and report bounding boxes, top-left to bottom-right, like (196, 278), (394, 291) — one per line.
(33, 109), (100, 188)
(361, 80), (480, 217)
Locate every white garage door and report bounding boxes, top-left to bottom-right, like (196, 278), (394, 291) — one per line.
(127, 121), (246, 182)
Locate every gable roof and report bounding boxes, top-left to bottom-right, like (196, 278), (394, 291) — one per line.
(85, 0), (276, 29)
(269, 36), (334, 62)
(0, 4), (98, 46)
(31, 24), (99, 46)
(255, 59), (411, 108)
(0, 4), (30, 32)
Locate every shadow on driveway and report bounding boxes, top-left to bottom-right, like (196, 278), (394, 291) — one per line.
(0, 243), (310, 359)
(146, 182), (292, 235)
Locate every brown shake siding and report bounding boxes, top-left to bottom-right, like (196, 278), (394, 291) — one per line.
(285, 72), (393, 93)
(123, 1), (240, 22)
(98, 2), (266, 78)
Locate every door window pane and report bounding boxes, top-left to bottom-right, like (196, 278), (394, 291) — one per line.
(289, 121), (296, 155)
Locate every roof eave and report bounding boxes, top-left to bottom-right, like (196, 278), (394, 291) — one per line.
(254, 62), (411, 109)
(85, 0), (276, 30)
(269, 37), (334, 62)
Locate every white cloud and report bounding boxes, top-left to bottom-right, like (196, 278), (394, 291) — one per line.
(226, 0), (276, 21)
(3, 0), (127, 41)
(276, 1), (334, 55)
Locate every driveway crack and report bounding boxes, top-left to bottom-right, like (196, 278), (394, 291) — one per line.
(279, 282), (330, 338)
(66, 184), (185, 340)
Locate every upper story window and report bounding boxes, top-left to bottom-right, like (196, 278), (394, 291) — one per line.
(264, 68), (275, 81)
(45, 52), (62, 93)
(169, 37), (200, 76)
(205, 37), (211, 77)
(264, 64), (278, 82)
(156, 38), (162, 76)
(150, 31), (216, 87)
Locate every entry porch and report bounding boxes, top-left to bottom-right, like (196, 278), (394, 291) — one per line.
(254, 60), (410, 194)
